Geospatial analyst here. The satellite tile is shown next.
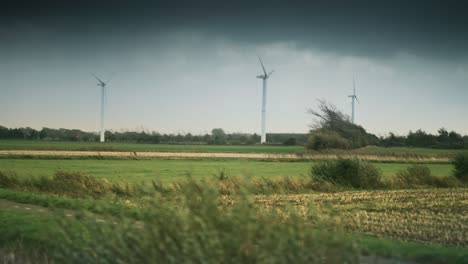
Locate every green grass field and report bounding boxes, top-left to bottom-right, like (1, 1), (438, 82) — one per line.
(0, 140), (466, 157)
(0, 158), (453, 184)
(348, 146), (465, 157)
(0, 140), (302, 153)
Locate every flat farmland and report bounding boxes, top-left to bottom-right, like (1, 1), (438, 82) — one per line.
(254, 188), (468, 246)
(0, 139), (466, 263)
(0, 140), (302, 154)
(0, 140), (465, 158)
(0, 158), (453, 184)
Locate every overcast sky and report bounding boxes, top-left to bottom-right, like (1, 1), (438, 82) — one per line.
(1, 0), (467, 136)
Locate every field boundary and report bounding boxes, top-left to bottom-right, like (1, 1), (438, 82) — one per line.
(0, 150), (450, 163)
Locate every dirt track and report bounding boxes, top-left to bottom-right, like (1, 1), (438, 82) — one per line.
(0, 150), (450, 162)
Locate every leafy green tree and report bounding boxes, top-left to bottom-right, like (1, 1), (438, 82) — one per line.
(210, 128), (226, 145)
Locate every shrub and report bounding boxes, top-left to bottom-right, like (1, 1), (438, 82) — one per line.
(395, 165), (432, 186)
(0, 171), (20, 188)
(44, 170), (111, 198)
(310, 158), (383, 188)
(307, 130), (350, 150)
(252, 177), (312, 194)
(452, 152), (468, 182)
(393, 165), (460, 188)
(0, 170), (145, 198)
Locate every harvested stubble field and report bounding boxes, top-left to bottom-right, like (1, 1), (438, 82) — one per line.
(254, 188), (468, 246)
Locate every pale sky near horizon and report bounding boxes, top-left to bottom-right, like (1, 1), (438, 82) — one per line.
(1, 1), (467, 137)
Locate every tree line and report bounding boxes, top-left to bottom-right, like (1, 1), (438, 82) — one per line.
(0, 126), (307, 146)
(379, 128), (468, 149)
(306, 101), (468, 150)
(2, 121), (467, 149)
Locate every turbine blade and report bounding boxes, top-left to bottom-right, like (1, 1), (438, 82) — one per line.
(258, 56), (267, 76)
(355, 96), (360, 103)
(268, 70), (274, 77)
(92, 73), (106, 85)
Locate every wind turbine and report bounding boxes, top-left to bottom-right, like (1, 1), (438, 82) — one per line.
(348, 78), (359, 123)
(256, 56), (274, 144)
(92, 74), (108, 143)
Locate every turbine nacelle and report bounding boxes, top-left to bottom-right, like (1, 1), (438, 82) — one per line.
(349, 79), (359, 103)
(92, 74), (108, 88)
(257, 56), (274, 80)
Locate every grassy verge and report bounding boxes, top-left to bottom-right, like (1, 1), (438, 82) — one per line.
(0, 188), (144, 219)
(1, 173), (466, 248)
(0, 186), (359, 263)
(1, 196), (466, 264)
(357, 235), (468, 264)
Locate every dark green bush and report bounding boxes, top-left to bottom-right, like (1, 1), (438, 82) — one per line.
(310, 158), (383, 188)
(394, 165), (460, 188)
(452, 152), (468, 182)
(0, 171), (20, 188)
(395, 165), (432, 186)
(307, 130), (350, 150)
(0, 170), (145, 198)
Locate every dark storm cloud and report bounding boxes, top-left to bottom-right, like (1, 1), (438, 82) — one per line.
(2, 0), (468, 60)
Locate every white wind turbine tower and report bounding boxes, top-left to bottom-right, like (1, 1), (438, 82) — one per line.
(348, 78), (359, 123)
(256, 56), (274, 144)
(92, 74), (109, 143)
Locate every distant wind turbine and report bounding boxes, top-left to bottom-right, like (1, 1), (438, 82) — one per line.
(256, 56), (274, 144)
(92, 74), (108, 143)
(348, 78), (359, 123)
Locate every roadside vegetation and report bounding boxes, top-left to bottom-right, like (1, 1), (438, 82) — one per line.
(0, 178), (361, 264)
(0, 170), (145, 198)
(0, 177), (466, 263)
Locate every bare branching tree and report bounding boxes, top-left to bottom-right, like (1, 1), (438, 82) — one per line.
(307, 100), (378, 149)
(307, 99), (350, 130)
